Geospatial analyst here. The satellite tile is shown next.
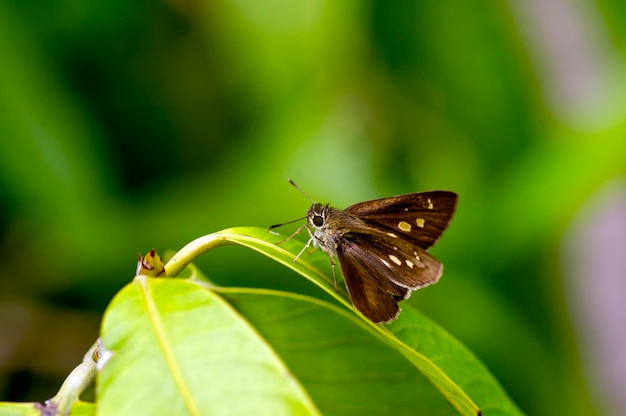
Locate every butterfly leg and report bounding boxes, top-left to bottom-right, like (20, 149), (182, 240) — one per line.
(274, 224), (307, 246)
(273, 224), (317, 264)
(329, 255), (338, 292)
(292, 225), (316, 262)
(293, 237), (312, 261)
(289, 226), (339, 292)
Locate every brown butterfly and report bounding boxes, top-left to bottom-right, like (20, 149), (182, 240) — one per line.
(271, 180), (457, 323)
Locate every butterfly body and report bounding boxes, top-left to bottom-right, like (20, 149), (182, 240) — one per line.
(303, 192), (457, 323)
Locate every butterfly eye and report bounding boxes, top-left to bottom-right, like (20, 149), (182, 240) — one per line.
(312, 215), (324, 227)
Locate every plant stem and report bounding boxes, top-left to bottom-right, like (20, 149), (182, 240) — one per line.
(44, 340), (100, 415)
(164, 232), (234, 277)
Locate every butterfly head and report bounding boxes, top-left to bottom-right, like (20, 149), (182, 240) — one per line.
(306, 203), (328, 229)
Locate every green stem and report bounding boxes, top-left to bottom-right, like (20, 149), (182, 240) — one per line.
(47, 341), (100, 415)
(164, 232), (237, 277)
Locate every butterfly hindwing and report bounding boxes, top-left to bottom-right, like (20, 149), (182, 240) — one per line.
(344, 191), (457, 250)
(336, 229), (443, 322)
(336, 243), (405, 323)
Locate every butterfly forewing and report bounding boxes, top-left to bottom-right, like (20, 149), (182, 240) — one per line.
(344, 191), (457, 250)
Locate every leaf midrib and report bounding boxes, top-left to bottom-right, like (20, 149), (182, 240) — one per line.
(136, 276), (202, 416)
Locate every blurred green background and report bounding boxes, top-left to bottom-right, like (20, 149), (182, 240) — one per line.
(1, 1), (625, 415)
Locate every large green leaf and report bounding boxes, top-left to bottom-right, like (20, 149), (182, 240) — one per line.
(161, 226), (520, 415)
(2, 226), (521, 415)
(98, 276), (319, 416)
(220, 288), (454, 415)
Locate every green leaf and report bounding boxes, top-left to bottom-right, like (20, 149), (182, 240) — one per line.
(220, 288), (457, 415)
(0, 402), (40, 416)
(387, 309), (522, 416)
(70, 401), (95, 416)
(0, 397), (93, 415)
(160, 227), (522, 415)
(98, 276), (320, 416)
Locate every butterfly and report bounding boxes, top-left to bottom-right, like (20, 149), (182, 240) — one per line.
(271, 180), (457, 323)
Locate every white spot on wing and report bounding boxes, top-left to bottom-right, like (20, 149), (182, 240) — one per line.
(388, 254), (402, 266)
(416, 218), (425, 228)
(406, 260), (414, 269)
(427, 198), (434, 209)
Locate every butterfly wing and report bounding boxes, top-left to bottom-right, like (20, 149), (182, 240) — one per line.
(336, 229), (443, 323)
(344, 191), (457, 250)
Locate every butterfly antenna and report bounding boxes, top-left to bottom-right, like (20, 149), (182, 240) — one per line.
(288, 178), (316, 203)
(268, 216), (306, 231)
(268, 179), (312, 231)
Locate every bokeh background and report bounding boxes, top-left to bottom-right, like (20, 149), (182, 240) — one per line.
(1, 1), (625, 415)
